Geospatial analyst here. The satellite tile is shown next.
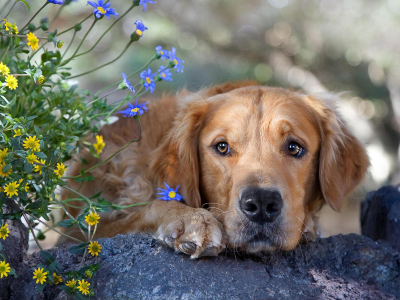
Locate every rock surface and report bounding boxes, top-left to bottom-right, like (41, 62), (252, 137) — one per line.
(361, 184), (400, 250)
(2, 232), (399, 300)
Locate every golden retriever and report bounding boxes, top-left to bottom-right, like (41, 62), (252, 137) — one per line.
(63, 81), (369, 258)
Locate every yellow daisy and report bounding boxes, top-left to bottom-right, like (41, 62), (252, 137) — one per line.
(0, 62), (10, 76)
(34, 159), (45, 175)
(3, 19), (11, 32)
(33, 267), (48, 284)
(85, 211), (100, 226)
(0, 224), (9, 240)
(88, 241), (102, 256)
(13, 129), (22, 137)
(0, 261), (10, 278)
(18, 179), (29, 192)
(26, 32), (39, 51)
(5, 75), (18, 90)
(93, 135), (105, 154)
(77, 279), (90, 295)
(38, 75), (45, 84)
(23, 136), (40, 152)
(54, 163), (66, 178)
(65, 278), (77, 288)
(53, 272), (63, 285)
(10, 23), (18, 35)
(26, 153), (37, 164)
(4, 181), (19, 197)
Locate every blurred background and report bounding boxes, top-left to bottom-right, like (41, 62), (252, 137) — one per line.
(4, 0), (400, 243)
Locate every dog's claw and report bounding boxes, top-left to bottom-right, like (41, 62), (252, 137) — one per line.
(178, 242), (196, 255)
(163, 236), (175, 248)
(198, 246), (219, 258)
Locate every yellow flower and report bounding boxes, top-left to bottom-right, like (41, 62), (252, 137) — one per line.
(53, 272), (63, 285)
(77, 279), (90, 295)
(0, 224), (9, 240)
(34, 159), (45, 175)
(38, 75), (45, 84)
(65, 278), (77, 288)
(23, 136), (40, 152)
(85, 211), (100, 226)
(4, 181), (19, 197)
(33, 267), (48, 284)
(0, 62), (10, 75)
(57, 40), (64, 49)
(11, 23), (18, 35)
(13, 129), (22, 137)
(0, 163), (12, 178)
(26, 153), (37, 164)
(3, 19), (11, 32)
(54, 163), (66, 178)
(0, 148), (8, 164)
(0, 261), (10, 278)
(88, 241), (102, 256)
(27, 32), (39, 51)
(93, 135), (105, 154)
(5, 75), (18, 90)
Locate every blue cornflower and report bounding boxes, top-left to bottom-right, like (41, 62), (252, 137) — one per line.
(170, 47), (185, 73)
(139, 0), (156, 11)
(120, 73), (135, 94)
(48, 0), (65, 4)
(157, 66), (173, 82)
(140, 68), (156, 93)
(135, 20), (148, 37)
(157, 182), (183, 201)
(87, 0), (118, 19)
(155, 46), (170, 60)
(118, 99), (148, 117)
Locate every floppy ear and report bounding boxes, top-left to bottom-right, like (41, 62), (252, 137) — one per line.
(309, 94), (370, 211)
(148, 95), (210, 208)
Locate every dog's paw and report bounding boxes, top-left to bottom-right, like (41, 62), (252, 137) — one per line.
(154, 208), (226, 259)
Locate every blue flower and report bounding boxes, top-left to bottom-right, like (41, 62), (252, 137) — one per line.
(157, 66), (173, 82)
(157, 182), (183, 201)
(139, 0), (156, 11)
(87, 0), (118, 19)
(118, 99), (148, 117)
(140, 68), (156, 93)
(135, 20), (148, 37)
(120, 73), (135, 94)
(156, 46), (170, 60)
(170, 47), (185, 73)
(48, 0), (65, 4)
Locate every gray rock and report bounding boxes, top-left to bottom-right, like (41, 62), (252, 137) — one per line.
(2, 232), (399, 300)
(361, 185), (400, 250)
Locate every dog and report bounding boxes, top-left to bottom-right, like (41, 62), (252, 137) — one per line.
(63, 81), (369, 259)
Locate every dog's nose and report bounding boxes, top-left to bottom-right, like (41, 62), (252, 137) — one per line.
(240, 187), (283, 224)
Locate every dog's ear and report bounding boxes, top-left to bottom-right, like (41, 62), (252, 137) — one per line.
(149, 95), (210, 208)
(308, 94), (369, 211)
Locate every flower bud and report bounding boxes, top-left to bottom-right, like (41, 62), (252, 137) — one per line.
(74, 23), (82, 32)
(85, 90), (91, 96)
(60, 142), (66, 147)
(41, 23), (49, 31)
(130, 32), (141, 42)
(57, 40), (64, 49)
(167, 60), (176, 68)
(38, 135), (43, 139)
(40, 18), (48, 24)
(85, 270), (92, 278)
(28, 23), (36, 32)
(27, 175), (33, 180)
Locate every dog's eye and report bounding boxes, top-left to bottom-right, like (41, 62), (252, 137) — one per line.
(288, 142), (305, 157)
(215, 142), (230, 155)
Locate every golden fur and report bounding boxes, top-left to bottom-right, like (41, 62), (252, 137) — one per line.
(62, 82), (369, 258)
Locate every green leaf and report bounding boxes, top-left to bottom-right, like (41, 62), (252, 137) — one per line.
(40, 251), (55, 265)
(0, 242), (2, 251)
(35, 152), (47, 159)
(37, 282), (47, 294)
(17, 0), (30, 11)
(57, 219), (75, 228)
(68, 242), (89, 254)
(10, 268), (17, 278)
(36, 230), (46, 240)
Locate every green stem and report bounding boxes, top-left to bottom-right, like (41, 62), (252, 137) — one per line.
(49, 4), (64, 26)
(54, 195), (87, 239)
(61, 185), (92, 206)
(2, 0), (17, 20)
(61, 19), (97, 66)
(87, 88), (119, 106)
(22, 213), (44, 251)
(20, 2), (49, 32)
(75, 3), (135, 58)
(67, 40), (134, 79)
(61, 30), (76, 60)
(0, 36), (11, 62)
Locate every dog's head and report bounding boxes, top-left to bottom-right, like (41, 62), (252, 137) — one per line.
(151, 82), (369, 253)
